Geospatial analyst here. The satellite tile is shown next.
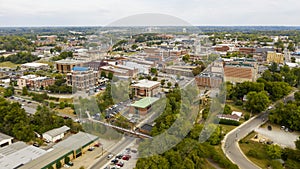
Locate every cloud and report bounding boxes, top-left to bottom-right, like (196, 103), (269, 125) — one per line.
(0, 0), (299, 26)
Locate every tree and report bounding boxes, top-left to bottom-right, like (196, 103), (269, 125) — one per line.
(56, 161), (62, 169)
(161, 79), (166, 86)
(4, 87), (14, 97)
(269, 62), (278, 73)
(295, 137), (300, 150)
(294, 91), (300, 102)
(108, 72), (113, 80)
(246, 91), (270, 113)
(182, 54), (190, 63)
(100, 71), (106, 78)
(288, 42), (295, 52)
(152, 77), (158, 81)
(150, 68), (158, 75)
(267, 144), (282, 159)
(223, 105), (232, 114)
(22, 86), (28, 96)
(131, 44), (138, 50)
(192, 66), (203, 76)
(167, 82), (172, 88)
(291, 57), (296, 63)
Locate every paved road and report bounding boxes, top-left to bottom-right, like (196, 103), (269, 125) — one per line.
(89, 137), (136, 169)
(223, 90), (297, 169)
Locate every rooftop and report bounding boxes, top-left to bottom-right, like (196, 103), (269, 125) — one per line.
(0, 133), (13, 142)
(53, 131), (98, 150)
(130, 97), (159, 109)
(21, 62), (48, 67)
(43, 125), (70, 138)
(131, 79), (160, 88)
(0, 142), (46, 169)
(72, 66), (89, 71)
(55, 58), (85, 64)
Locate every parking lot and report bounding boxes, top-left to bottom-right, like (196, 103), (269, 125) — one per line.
(255, 124), (300, 149)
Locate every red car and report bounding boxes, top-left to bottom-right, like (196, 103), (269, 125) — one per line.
(122, 156), (129, 161)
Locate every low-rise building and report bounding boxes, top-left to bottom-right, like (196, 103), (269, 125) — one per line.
(17, 75), (55, 90)
(217, 114), (240, 121)
(131, 79), (160, 97)
(0, 142), (46, 169)
(130, 97), (159, 115)
(196, 73), (223, 88)
(0, 133), (13, 148)
(21, 62), (49, 70)
(42, 125), (70, 143)
(20, 132), (99, 169)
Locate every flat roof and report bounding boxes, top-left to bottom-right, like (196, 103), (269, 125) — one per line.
(0, 142), (46, 169)
(130, 97), (159, 109)
(131, 79), (160, 88)
(55, 59), (85, 64)
(72, 66), (89, 71)
(0, 133), (13, 142)
(21, 63), (48, 67)
(19, 148), (70, 169)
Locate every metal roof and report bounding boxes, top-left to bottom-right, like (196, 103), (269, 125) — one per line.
(130, 97), (159, 109)
(42, 125), (70, 138)
(72, 66), (89, 71)
(53, 132), (98, 150)
(0, 132), (13, 142)
(0, 142), (46, 169)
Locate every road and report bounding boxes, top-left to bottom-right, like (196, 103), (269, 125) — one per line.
(223, 90), (297, 169)
(89, 137), (136, 169)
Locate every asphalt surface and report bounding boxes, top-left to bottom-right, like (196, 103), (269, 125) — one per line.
(89, 137), (136, 169)
(223, 90), (297, 169)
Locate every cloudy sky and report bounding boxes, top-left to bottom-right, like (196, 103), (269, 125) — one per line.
(0, 0), (299, 26)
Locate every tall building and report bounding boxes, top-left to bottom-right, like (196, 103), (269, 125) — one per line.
(55, 59), (86, 74)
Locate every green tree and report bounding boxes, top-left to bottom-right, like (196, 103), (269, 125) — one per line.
(182, 54), (190, 63)
(100, 71), (106, 78)
(108, 72), (113, 80)
(56, 161), (62, 169)
(291, 57), (296, 63)
(288, 42), (295, 52)
(295, 137), (300, 150)
(22, 86), (28, 96)
(167, 82), (172, 88)
(246, 91), (270, 113)
(267, 144), (282, 159)
(294, 91), (300, 102)
(161, 79), (166, 86)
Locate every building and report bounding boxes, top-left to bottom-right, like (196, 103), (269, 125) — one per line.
(21, 62), (49, 71)
(224, 60), (257, 83)
(217, 114), (240, 121)
(267, 51), (284, 64)
(0, 142), (46, 169)
(55, 59), (86, 73)
(99, 66), (129, 77)
(131, 79), (160, 97)
(42, 125), (70, 143)
(239, 47), (255, 55)
(68, 67), (98, 93)
(138, 124), (153, 135)
(123, 61), (151, 75)
(17, 75), (55, 90)
(164, 66), (195, 77)
(20, 132), (99, 169)
(130, 97), (159, 115)
(196, 73), (223, 88)
(0, 133), (13, 147)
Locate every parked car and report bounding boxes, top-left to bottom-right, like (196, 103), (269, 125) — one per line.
(94, 143), (101, 147)
(107, 154), (113, 159)
(33, 142), (39, 147)
(267, 125), (272, 131)
(122, 156), (129, 161)
(64, 164), (70, 168)
(131, 149), (137, 153)
(111, 159), (118, 164)
(116, 161), (124, 167)
(88, 146), (95, 151)
(116, 154), (123, 159)
(67, 162), (73, 166)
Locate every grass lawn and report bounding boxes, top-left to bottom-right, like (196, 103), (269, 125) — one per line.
(220, 124), (237, 135)
(239, 132), (283, 169)
(0, 61), (19, 68)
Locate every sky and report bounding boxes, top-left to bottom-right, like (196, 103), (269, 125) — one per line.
(0, 0), (299, 27)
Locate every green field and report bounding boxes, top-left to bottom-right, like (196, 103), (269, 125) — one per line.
(0, 61), (19, 68)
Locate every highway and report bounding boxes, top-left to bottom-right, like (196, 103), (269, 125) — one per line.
(222, 90), (297, 169)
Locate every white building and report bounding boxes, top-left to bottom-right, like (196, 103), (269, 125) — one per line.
(0, 133), (13, 148)
(21, 62), (49, 70)
(42, 125), (70, 143)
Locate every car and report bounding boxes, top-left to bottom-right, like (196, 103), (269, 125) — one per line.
(111, 159), (118, 164)
(104, 166), (110, 169)
(88, 146), (95, 151)
(33, 142), (40, 147)
(116, 154), (123, 159)
(27, 101), (32, 104)
(116, 161), (124, 167)
(94, 143), (101, 147)
(107, 154), (114, 159)
(67, 162), (73, 166)
(131, 149), (137, 153)
(63, 164), (70, 168)
(122, 156), (129, 161)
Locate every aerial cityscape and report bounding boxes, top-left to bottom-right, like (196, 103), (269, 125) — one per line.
(0, 1), (300, 169)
